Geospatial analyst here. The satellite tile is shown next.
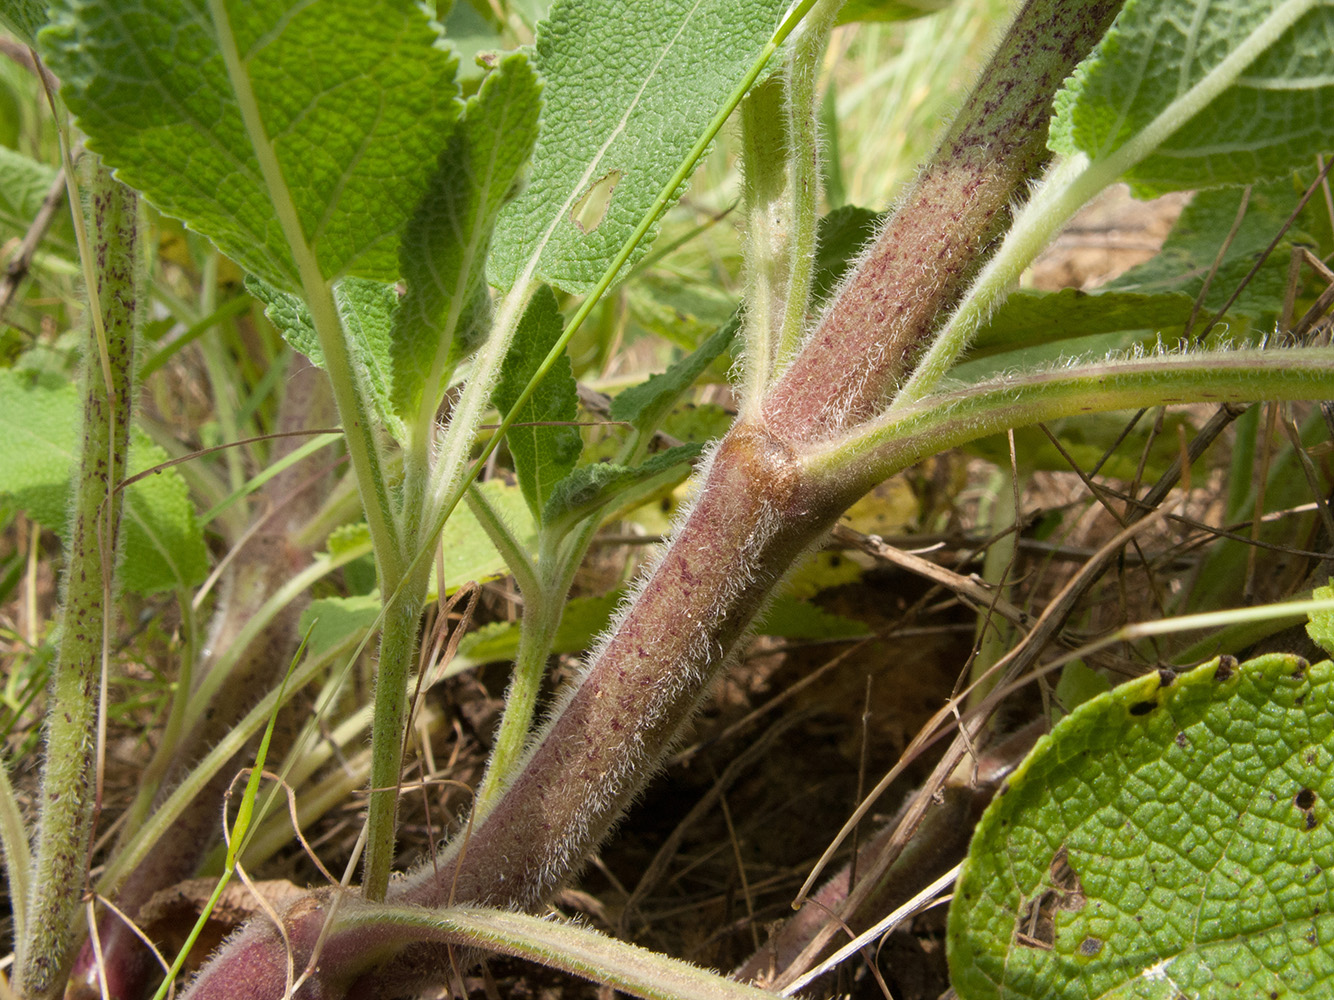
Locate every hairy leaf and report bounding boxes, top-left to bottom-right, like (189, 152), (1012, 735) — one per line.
(1051, 0), (1334, 193)
(610, 318), (738, 433)
(0, 0), (45, 44)
(0, 146), (58, 237)
(41, 0), (460, 289)
(391, 52), (541, 420)
(249, 276), (404, 442)
(491, 286), (582, 520)
(950, 653), (1334, 999)
(0, 370), (207, 594)
(542, 443), (703, 535)
(488, 0), (789, 292)
(1108, 181), (1319, 323)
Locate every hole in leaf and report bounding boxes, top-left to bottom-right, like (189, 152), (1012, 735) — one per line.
(1016, 846), (1085, 950)
(1214, 656), (1237, 681)
(1129, 700), (1157, 716)
(1296, 788), (1317, 810)
(570, 170), (622, 233)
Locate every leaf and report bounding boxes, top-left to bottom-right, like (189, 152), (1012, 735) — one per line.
(491, 286), (582, 520)
(438, 480), (537, 592)
(0, 370), (208, 594)
(1050, 0), (1334, 194)
(453, 591), (622, 669)
(0, 0), (46, 45)
(1306, 582), (1334, 658)
(1108, 181), (1318, 323)
(541, 443), (703, 536)
(41, 0), (460, 289)
(968, 288), (1197, 360)
(299, 594), (380, 659)
(120, 430), (210, 594)
(811, 205), (881, 303)
(0, 146), (59, 237)
(949, 654), (1334, 1000)
(609, 318), (738, 433)
(249, 276), (405, 442)
(836, 0), (950, 26)
(753, 595), (871, 640)
(487, 0), (790, 293)
(391, 52), (541, 421)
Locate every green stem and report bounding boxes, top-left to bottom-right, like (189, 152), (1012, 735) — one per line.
(772, 0), (842, 373)
(815, 349), (1334, 491)
(206, 0), (403, 583)
(361, 552), (434, 900)
(17, 165), (140, 1000)
(473, 520), (595, 819)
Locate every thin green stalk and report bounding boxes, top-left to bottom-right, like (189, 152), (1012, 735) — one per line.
(206, 0), (404, 583)
(772, 0), (842, 372)
(361, 553), (433, 901)
(739, 74), (789, 403)
(815, 349), (1334, 491)
(17, 165), (140, 1000)
(472, 519), (596, 818)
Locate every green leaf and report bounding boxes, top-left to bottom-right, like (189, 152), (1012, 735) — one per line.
(609, 318), (738, 433)
(1306, 582), (1334, 658)
(41, 0), (460, 289)
(950, 653), (1334, 1000)
(249, 276), (405, 442)
(969, 288), (1197, 359)
(491, 286), (582, 520)
(120, 430), (210, 594)
(541, 443), (703, 535)
(438, 479), (537, 593)
(298, 593), (380, 659)
(0, 370), (207, 594)
(391, 52), (541, 421)
(835, 0), (949, 25)
(454, 591), (622, 669)
(753, 595), (871, 640)
(0, 146), (59, 237)
(488, 0), (789, 293)
(1108, 181), (1318, 323)
(1051, 0), (1334, 194)
(811, 205), (881, 303)
(0, 0), (47, 45)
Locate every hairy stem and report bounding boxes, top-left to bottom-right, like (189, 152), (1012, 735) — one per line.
(764, 0), (1124, 438)
(17, 164), (140, 1000)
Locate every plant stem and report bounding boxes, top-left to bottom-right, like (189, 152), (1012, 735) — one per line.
(17, 164), (140, 1000)
(764, 0), (1125, 438)
(772, 0), (842, 373)
(821, 349), (1334, 492)
(360, 553), (433, 901)
(472, 520), (595, 818)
